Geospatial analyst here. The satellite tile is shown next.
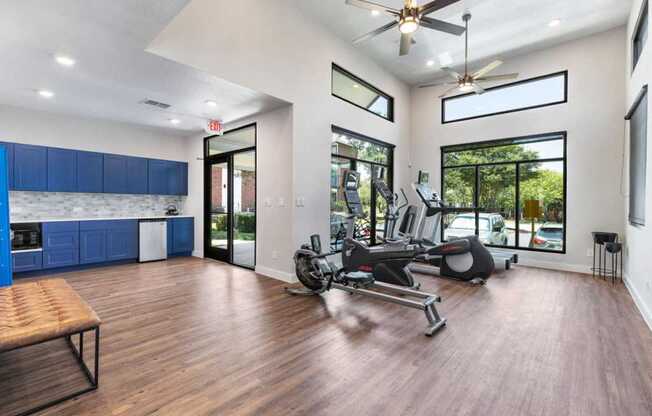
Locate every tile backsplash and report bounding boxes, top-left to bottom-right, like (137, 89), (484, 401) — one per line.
(10, 191), (185, 220)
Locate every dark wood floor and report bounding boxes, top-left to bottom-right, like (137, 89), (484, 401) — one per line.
(1, 257), (651, 416)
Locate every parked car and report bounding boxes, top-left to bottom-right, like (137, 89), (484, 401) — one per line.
(531, 223), (564, 250)
(445, 213), (509, 246)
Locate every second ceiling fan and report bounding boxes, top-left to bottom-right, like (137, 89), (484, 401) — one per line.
(420, 13), (519, 97)
(346, 0), (466, 56)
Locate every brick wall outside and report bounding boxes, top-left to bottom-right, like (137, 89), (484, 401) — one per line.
(240, 171), (255, 211)
(212, 166), (224, 210)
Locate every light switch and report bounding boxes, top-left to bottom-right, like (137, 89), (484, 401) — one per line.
(296, 197), (305, 207)
(265, 198), (272, 207)
(278, 197), (286, 207)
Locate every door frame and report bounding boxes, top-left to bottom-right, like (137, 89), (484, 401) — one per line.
(203, 123), (257, 269)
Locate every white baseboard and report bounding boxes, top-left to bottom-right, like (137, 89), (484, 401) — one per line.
(516, 259), (591, 274)
(623, 274), (652, 333)
(255, 265), (297, 283)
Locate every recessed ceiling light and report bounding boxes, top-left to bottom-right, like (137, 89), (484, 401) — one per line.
(353, 84), (359, 88)
(55, 55), (76, 67)
(426, 60), (435, 67)
(205, 100), (218, 107)
(371, 10), (380, 16)
(38, 90), (54, 98)
(548, 19), (561, 27)
(170, 119), (181, 125)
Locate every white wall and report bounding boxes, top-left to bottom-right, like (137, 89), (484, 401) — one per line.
(410, 27), (626, 273)
(184, 105), (295, 279)
(149, 0), (412, 279)
(624, 0), (652, 329)
(0, 105), (188, 161)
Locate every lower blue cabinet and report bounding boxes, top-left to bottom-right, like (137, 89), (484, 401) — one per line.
(79, 220), (137, 264)
(106, 220), (138, 261)
(168, 218), (194, 255)
(43, 222), (79, 269)
(13, 251), (42, 273)
(43, 248), (79, 269)
(80, 227), (107, 264)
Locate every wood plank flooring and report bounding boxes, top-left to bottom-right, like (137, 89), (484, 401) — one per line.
(1, 257), (651, 416)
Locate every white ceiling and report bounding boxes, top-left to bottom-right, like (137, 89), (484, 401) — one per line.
(297, 0), (633, 85)
(0, 0), (288, 133)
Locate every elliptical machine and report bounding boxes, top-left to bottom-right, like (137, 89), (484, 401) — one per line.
(402, 182), (495, 285)
(286, 170), (462, 337)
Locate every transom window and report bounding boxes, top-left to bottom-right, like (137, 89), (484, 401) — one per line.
(441, 133), (566, 253)
(442, 71), (568, 123)
(332, 64), (394, 122)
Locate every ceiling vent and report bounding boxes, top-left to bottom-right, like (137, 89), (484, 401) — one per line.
(141, 99), (171, 109)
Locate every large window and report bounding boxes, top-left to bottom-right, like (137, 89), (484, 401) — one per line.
(442, 71), (568, 123)
(331, 126), (393, 250)
(441, 133), (566, 253)
(332, 64), (394, 122)
(626, 86), (648, 226)
(633, 0), (648, 71)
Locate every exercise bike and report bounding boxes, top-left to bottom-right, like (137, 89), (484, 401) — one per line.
(286, 170), (460, 336)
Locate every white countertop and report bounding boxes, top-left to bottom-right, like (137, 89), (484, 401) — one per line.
(11, 215), (194, 224)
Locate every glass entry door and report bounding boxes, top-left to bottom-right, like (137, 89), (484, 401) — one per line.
(204, 147), (256, 268)
(206, 157), (230, 262)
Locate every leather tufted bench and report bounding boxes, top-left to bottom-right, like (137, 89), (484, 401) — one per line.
(0, 279), (101, 416)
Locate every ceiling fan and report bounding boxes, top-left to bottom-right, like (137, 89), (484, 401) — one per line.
(346, 0), (466, 56)
(419, 13), (519, 97)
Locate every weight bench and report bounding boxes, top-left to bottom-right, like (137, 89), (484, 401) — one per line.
(0, 279), (101, 416)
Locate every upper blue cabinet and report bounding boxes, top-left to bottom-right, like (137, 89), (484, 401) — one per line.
(0, 142), (15, 190)
(103, 154), (128, 194)
(148, 160), (187, 195)
(77, 151), (103, 193)
(4, 141), (187, 195)
(48, 148), (78, 192)
(14, 144), (47, 191)
(127, 157), (148, 194)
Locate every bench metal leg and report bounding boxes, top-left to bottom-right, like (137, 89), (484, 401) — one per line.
(13, 327), (100, 416)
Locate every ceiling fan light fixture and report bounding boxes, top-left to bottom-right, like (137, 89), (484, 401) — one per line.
(399, 16), (419, 34)
(459, 83), (474, 92)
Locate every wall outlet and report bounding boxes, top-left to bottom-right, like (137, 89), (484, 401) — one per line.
(272, 250), (278, 260)
(296, 196), (305, 207)
(586, 248), (594, 257)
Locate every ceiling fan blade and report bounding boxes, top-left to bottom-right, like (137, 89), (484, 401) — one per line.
(399, 33), (412, 56)
(419, 81), (458, 88)
(472, 83), (486, 95)
(472, 60), (503, 79)
(475, 73), (519, 82)
(441, 67), (461, 80)
(419, 0), (462, 16)
(419, 16), (465, 36)
(345, 0), (399, 15)
(438, 85), (461, 98)
(352, 21), (398, 44)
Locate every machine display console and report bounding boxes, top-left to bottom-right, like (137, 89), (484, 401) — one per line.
(373, 178), (394, 204)
(343, 170), (365, 217)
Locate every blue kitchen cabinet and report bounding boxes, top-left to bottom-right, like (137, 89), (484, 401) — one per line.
(0, 148), (11, 286)
(80, 221), (107, 264)
(12, 251), (43, 272)
(14, 144), (47, 191)
(176, 162), (188, 196)
(103, 154), (128, 194)
(127, 157), (148, 194)
(0, 142), (15, 190)
(77, 151), (104, 193)
(42, 221), (79, 269)
(106, 220), (138, 261)
(47, 148), (77, 192)
(148, 159), (172, 195)
(168, 217), (194, 255)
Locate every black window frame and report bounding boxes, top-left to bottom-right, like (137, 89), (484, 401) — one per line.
(625, 85), (648, 226)
(331, 63), (395, 122)
(331, 125), (395, 250)
(441, 71), (569, 124)
(632, 0), (649, 71)
(440, 131), (568, 254)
